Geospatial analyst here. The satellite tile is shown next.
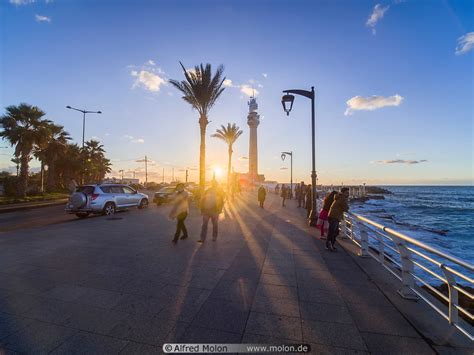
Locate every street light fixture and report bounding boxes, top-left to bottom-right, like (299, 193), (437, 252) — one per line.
(66, 106), (102, 149)
(281, 87), (318, 226)
(281, 151), (293, 198)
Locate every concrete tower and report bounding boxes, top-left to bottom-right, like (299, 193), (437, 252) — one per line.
(247, 96), (260, 183)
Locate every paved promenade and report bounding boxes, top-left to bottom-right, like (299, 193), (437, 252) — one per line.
(0, 191), (453, 354)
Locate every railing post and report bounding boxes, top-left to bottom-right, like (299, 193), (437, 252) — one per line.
(392, 235), (419, 300)
(341, 216), (348, 240)
(359, 224), (371, 258)
(440, 264), (459, 325)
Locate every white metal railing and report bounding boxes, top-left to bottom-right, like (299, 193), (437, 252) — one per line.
(342, 212), (474, 340)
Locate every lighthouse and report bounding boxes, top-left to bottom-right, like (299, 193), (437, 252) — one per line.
(247, 96), (260, 184)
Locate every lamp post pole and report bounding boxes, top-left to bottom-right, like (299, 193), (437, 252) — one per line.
(66, 106), (102, 184)
(281, 151), (293, 198)
(281, 87), (318, 226)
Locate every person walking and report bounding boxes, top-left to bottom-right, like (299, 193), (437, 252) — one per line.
(317, 190), (337, 239)
(258, 185), (266, 208)
(169, 183), (189, 244)
(326, 187), (350, 251)
(281, 184), (287, 207)
(298, 182), (305, 208)
(199, 180), (224, 243)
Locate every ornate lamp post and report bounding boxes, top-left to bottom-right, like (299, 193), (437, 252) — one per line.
(281, 151), (293, 198)
(281, 87), (318, 226)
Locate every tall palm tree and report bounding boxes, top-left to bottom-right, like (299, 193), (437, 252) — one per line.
(211, 123), (243, 190)
(82, 140), (111, 183)
(44, 123), (71, 191)
(0, 104), (49, 197)
(169, 62), (226, 191)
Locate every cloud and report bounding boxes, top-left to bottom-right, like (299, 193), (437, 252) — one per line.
(123, 135), (145, 143)
(238, 156), (249, 161)
(455, 32), (474, 55)
(262, 73), (268, 78)
(35, 14), (51, 23)
(240, 84), (259, 97)
(375, 159), (428, 164)
(344, 94), (403, 115)
(130, 60), (166, 93)
(9, 0), (35, 5)
(366, 4), (389, 34)
(223, 79), (233, 87)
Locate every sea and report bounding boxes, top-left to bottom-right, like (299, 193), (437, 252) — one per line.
(350, 186), (474, 284)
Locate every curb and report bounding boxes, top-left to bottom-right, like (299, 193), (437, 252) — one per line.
(0, 199), (69, 214)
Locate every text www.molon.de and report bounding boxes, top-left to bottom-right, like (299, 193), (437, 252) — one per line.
(163, 343), (312, 353)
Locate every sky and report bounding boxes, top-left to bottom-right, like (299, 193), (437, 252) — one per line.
(1, 0), (473, 185)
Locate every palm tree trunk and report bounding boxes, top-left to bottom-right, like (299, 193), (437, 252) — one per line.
(199, 115), (208, 191)
(227, 146), (232, 193)
(18, 151), (29, 198)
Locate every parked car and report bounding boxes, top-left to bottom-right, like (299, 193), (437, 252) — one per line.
(65, 184), (149, 218)
(153, 186), (178, 206)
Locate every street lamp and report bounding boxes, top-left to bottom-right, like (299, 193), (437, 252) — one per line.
(281, 151), (293, 198)
(281, 87), (318, 226)
(66, 106), (102, 149)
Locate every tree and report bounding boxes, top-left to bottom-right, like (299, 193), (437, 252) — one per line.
(0, 104), (50, 197)
(43, 123), (71, 191)
(82, 140), (111, 183)
(211, 123), (243, 191)
(56, 143), (82, 187)
(169, 62), (226, 191)
(10, 156), (20, 177)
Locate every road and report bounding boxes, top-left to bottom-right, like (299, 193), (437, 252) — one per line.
(0, 192), (155, 233)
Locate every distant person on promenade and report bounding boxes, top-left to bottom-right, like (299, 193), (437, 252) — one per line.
(305, 184), (313, 218)
(68, 178), (78, 193)
(317, 190), (337, 239)
(281, 184), (287, 207)
(326, 187), (350, 251)
(199, 180), (224, 243)
(169, 183), (189, 244)
(275, 184), (280, 195)
(298, 182), (305, 208)
(258, 185), (266, 208)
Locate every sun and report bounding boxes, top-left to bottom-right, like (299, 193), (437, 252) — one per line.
(213, 166), (223, 179)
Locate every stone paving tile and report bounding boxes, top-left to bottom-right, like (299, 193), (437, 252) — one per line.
(73, 287), (126, 309)
(119, 342), (161, 354)
(108, 313), (186, 346)
(360, 332), (434, 354)
(255, 284), (298, 302)
(337, 284), (392, 307)
(61, 304), (129, 335)
(260, 273), (297, 287)
(0, 312), (34, 340)
(113, 294), (167, 315)
(302, 319), (368, 351)
(0, 320), (77, 354)
(0, 293), (44, 315)
(251, 296), (300, 318)
(346, 302), (420, 337)
(210, 279), (258, 305)
(298, 286), (344, 305)
(40, 285), (89, 303)
(22, 298), (75, 324)
(0, 275), (56, 296)
(50, 331), (129, 354)
(245, 312), (302, 341)
(191, 298), (250, 334)
(300, 301), (354, 324)
(178, 326), (241, 343)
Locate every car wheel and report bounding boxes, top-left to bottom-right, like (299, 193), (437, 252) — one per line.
(139, 199), (149, 209)
(103, 202), (116, 216)
(76, 212), (90, 218)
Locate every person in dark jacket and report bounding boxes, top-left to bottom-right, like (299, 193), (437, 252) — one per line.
(169, 183), (189, 244)
(199, 181), (225, 243)
(258, 185), (266, 208)
(326, 187), (349, 251)
(298, 182), (305, 208)
(281, 184), (287, 207)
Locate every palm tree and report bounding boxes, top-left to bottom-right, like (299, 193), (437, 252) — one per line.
(211, 123), (243, 190)
(10, 156), (20, 176)
(82, 140), (111, 183)
(43, 123), (71, 191)
(0, 104), (49, 197)
(169, 62), (226, 191)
